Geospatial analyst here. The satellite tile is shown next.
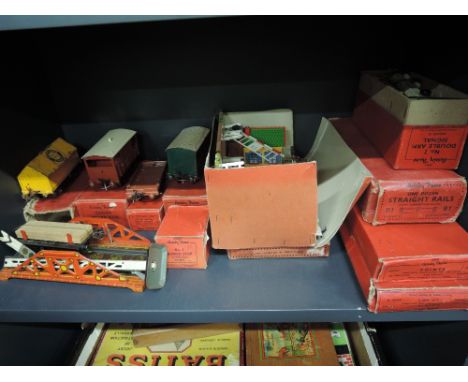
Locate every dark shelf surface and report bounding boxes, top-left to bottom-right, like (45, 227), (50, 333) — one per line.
(0, 16), (213, 31)
(1, 236), (467, 323)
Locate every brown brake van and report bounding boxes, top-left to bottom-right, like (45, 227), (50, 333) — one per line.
(82, 128), (139, 188)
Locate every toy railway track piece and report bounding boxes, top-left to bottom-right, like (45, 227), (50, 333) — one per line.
(69, 217), (151, 250)
(0, 230), (35, 258)
(0, 250), (145, 292)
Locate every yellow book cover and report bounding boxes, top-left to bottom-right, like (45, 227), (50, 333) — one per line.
(89, 324), (242, 366)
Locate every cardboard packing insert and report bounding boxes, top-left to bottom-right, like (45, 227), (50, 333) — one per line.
(155, 205), (210, 269)
(204, 109), (372, 253)
(353, 70), (468, 170)
(332, 118), (467, 225)
(340, 207), (468, 313)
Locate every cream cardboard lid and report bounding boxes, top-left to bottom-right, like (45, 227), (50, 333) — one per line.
(305, 117), (372, 247)
(358, 70), (468, 125)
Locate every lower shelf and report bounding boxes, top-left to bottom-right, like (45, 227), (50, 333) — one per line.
(1, 236), (467, 322)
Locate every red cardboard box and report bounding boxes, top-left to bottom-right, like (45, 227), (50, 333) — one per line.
(126, 199), (164, 231)
(227, 245), (329, 260)
(340, 219), (468, 313)
(73, 188), (129, 226)
(155, 205), (210, 269)
(332, 118), (467, 225)
(162, 179), (207, 211)
(353, 70), (468, 169)
(344, 206), (468, 283)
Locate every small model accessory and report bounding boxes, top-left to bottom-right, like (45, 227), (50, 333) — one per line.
(222, 124), (284, 164)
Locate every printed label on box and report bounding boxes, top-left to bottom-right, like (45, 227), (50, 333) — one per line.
(74, 201), (128, 226)
(376, 180), (466, 223)
(374, 288), (468, 313)
(404, 126), (467, 166)
(127, 213), (162, 231)
(165, 238), (198, 266)
(379, 257), (468, 282)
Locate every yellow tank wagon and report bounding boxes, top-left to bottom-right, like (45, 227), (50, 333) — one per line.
(17, 137), (80, 199)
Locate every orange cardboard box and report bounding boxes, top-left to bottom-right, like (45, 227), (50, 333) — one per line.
(126, 199), (164, 231)
(332, 118), (467, 225)
(353, 70), (468, 169)
(162, 179), (207, 211)
(155, 205), (210, 269)
(205, 110), (318, 250)
(340, 215), (468, 313)
(205, 111), (372, 251)
(73, 188), (129, 226)
(344, 206), (468, 283)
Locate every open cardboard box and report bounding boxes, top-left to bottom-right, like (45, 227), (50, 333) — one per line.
(353, 70), (468, 169)
(204, 109), (372, 252)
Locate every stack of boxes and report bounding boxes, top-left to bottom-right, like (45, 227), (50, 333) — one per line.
(337, 70), (468, 313)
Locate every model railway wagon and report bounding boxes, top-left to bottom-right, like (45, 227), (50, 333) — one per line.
(126, 160), (167, 201)
(15, 218), (151, 253)
(82, 128), (139, 189)
(166, 126), (210, 183)
(17, 138), (80, 199)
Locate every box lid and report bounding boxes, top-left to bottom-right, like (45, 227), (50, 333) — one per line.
(332, 118), (466, 182)
(358, 70), (468, 125)
(162, 179), (207, 199)
(346, 205), (468, 274)
(304, 118), (373, 248)
(74, 187), (128, 202)
(156, 205), (209, 238)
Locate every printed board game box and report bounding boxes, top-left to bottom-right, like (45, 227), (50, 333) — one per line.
(353, 70), (468, 169)
(227, 244), (329, 260)
(245, 323), (338, 366)
(126, 199), (164, 231)
(344, 206), (468, 283)
(87, 324), (243, 366)
(332, 118), (467, 225)
(205, 111), (372, 251)
(73, 188), (129, 226)
(330, 323), (355, 366)
(162, 179), (207, 211)
(155, 205), (210, 269)
(340, 209), (468, 313)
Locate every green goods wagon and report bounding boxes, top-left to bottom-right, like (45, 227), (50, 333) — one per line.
(166, 126), (210, 183)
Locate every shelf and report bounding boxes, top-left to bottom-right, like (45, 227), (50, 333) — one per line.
(0, 16), (213, 31)
(1, 236), (467, 323)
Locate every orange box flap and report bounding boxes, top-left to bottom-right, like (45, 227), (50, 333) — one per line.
(205, 162), (317, 249)
(157, 205), (209, 238)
